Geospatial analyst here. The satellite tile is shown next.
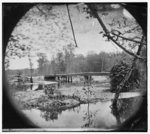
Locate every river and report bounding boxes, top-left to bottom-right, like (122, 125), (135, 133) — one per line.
(23, 95), (143, 129)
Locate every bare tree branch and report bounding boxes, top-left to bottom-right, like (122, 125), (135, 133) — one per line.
(36, 5), (47, 17)
(66, 4), (78, 47)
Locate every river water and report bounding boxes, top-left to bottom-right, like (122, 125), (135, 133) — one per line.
(23, 95), (143, 129)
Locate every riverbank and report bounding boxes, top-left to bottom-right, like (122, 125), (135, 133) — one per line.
(13, 86), (143, 111)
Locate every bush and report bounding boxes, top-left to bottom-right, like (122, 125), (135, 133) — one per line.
(110, 62), (140, 92)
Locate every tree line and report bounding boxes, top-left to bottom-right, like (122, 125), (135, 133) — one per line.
(7, 48), (132, 77)
(39, 51), (132, 75)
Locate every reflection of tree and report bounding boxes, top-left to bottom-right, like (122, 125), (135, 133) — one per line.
(82, 102), (98, 128)
(40, 109), (62, 121)
(75, 105), (81, 114)
(81, 76), (98, 128)
(111, 101), (121, 125)
(111, 98), (136, 126)
(29, 84), (33, 90)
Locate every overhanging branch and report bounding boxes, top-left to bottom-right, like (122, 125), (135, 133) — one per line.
(111, 32), (147, 46)
(87, 4), (146, 61)
(36, 5), (47, 17)
(108, 34), (146, 60)
(87, 4), (109, 35)
(66, 4), (78, 47)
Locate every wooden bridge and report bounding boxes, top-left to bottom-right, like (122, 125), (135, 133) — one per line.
(44, 72), (110, 83)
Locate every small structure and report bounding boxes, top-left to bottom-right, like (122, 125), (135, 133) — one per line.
(25, 81), (58, 93)
(39, 81), (58, 95)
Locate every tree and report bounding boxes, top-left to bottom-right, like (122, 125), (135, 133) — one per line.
(55, 51), (66, 73)
(5, 33), (35, 83)
(73, 3), (147, 105)
(37, 53), (49, 75)
(73, 4), (146, 60)
(63, 44), (75, 73)
(27, 47), (34, 83)
(5, 34), (29, 70)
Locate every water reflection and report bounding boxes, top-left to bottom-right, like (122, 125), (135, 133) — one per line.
(40, 110), (62, 121)
(82, 103), (98, 128)
(23, 96), (143, 129)
(110, 97), (143, 126)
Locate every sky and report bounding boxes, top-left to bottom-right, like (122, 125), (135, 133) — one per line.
(6, 4), (136, 70)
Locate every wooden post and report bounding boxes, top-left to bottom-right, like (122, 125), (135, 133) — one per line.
(71, 76), (72, 83)
(60, 76), (62, 81)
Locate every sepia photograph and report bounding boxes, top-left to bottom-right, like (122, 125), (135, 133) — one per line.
(2, 2), (147, 132)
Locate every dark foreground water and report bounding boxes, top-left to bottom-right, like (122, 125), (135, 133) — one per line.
(23, 96), (143, 129)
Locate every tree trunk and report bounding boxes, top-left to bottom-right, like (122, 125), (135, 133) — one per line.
(113, 36), (144, 105)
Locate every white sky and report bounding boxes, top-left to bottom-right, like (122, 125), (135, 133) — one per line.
(6, 4), (135, 70)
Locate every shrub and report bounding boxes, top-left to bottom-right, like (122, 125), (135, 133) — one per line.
(110, 62), (140, 92)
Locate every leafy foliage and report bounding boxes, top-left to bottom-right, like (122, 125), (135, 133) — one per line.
(110, 62), (140, 92)
(5, 34), (29, 69)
